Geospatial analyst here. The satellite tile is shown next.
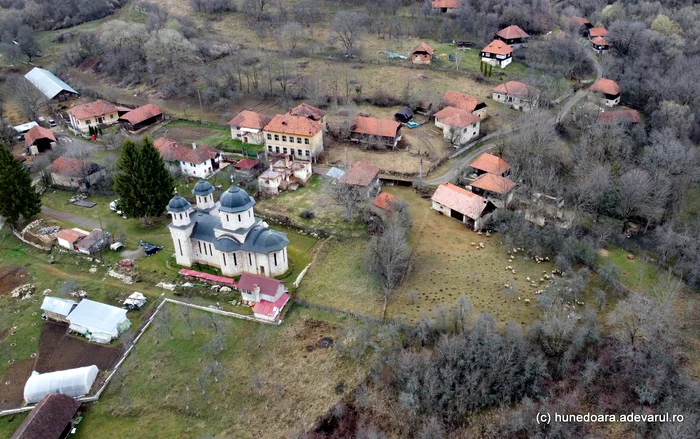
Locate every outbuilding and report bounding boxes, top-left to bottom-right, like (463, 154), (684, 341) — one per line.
(24, 126), (56, 156)
(118, 104), (163, 132)
(66, 299), (131, 343)
(411, 42), (434, 64)
(431, 182), (493, 231)
(350, 116), (402, 149)
(40, 297), (78, 323)
(237, 273), (290, 322)
(10, 393), (82, 439)
(24, 67), (79, 102)
(23, 365), (99, 404)
(56, 228), (89, 250)
(394, 107), (414, 124)
(495, 25), (530, 48)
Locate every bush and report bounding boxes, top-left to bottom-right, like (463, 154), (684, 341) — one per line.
(300, 209), (315, 220)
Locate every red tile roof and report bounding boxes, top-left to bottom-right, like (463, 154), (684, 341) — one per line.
(288, 103), (326, 121)
(496, 25), (530, 40)
(10, 393), (81, 439)
(588, 27), (608, 38)
(154, 138), (220, 165)
(591, 36), (609, 46)
(482, 39), (513, 56)
(599, 109), (640, 124)
(432, 182), (489, 220)
(57, 229), (88, 245)
(372, 192), (400, 211)
(338, 161), (381, 187)
(431, 0), (459, 8)
(24, 125), (56, 147)
(228, 110), (271, 130)
(433, 106), (480, 128)
(470, 153), (511, 175)
(351, 116), (401, 138)
(412, 42), (434, 55)
(51, 156), (91, 177)
(264, 114), (322, 136)
(179, 269), (237, 286)
(588, 78), (621, 96)
(234, 158), (260, 169)
(238, 273), (283, 296)
(470, 173), (515, 194)
(492, 81), (540, 97)
(441, 91), (485, 113)
(253, 293), (290, 318)
(118, 104), (162, 125)
(68, 100), (118, 120)
(569, 16), (591, 27)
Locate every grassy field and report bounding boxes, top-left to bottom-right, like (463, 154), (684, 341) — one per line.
(598, 245), (661, 293)
(152, 120), (264, 155)
(72, 305), (368, 439)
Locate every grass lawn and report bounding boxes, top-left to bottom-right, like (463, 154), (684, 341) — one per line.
(72, 304), (368, 439)
(153, 120), (263, 156)
(599, 245), (661, 293)
(0, 413), (28, 437)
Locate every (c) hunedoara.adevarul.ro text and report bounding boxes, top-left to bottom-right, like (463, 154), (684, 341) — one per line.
(536, 412), (684, 424)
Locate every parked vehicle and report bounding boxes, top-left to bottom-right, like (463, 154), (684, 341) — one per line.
(138, 241), (163, 256)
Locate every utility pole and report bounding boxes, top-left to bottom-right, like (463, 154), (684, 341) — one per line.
(97, 214), (105, 263)
(419, 158), (423, 180)
(344, 148), (348, 169)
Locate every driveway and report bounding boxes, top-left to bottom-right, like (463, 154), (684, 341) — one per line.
(41, 206), (100, 230)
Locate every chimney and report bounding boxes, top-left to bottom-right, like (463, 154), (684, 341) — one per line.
(192, 143), (197, 149)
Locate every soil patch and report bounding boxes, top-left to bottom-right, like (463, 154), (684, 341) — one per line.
(597, 249), (610, 257)
(0, 359), (34, 410)
(0, 267), (29, 297)
(161, 126), (215, 144)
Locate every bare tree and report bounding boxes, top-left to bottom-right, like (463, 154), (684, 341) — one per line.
(11, 75), (47, 121)
(331, 11), (369, 57)
(277, 21), (304, 54)
(329, 181), (368, 222)
(606, 294), (658, 348)
(366, 209), (411, 308)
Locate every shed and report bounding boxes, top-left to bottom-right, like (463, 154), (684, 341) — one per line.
(67, 299), (131, 343)
(23, 365), (99, 404)
(123, 292), (147, 310)
(394, 107), (414, 123)
(40, 297), (78, 323)
(118, 104), (163, 132)
(431, 182), (493, 230)
(411, 42), (434, 64)
(24, 126), (56, 155)
(10, 393), (81, 439)
(24, 68), (79, 101)
(56, 228), (89, 250)
(75, 229), (110, 255)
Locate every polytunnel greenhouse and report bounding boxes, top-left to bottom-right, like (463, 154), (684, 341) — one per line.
(23, 365), (99, 404)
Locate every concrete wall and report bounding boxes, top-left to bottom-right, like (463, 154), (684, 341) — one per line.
(231, 127), (265, 145)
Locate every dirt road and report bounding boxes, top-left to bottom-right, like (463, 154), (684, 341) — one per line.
(41, 206), (100, 230)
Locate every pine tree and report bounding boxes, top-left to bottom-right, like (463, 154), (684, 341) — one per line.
(0, 143), (41, 228)
(139, 137), (174, 222)
(113, 139), (143, 219)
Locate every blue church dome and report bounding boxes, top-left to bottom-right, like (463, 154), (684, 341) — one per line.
(192, 179), (215, 196)
(219, 185), (255, 213)
(167, 194), (191, 213)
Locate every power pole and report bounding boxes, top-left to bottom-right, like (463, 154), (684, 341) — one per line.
(97, 214), (105, 263)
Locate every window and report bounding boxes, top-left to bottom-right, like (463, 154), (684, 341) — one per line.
(283, 147), (288, 154)
(268, 145), (273, 151)
(282, 135), (287, 142)
(304, 138), (310, 145)
(226, 215), (229, 221)
(289, 136), (294, 143)
(274, 253), (277, 266)
(238, 214), (241, 221)
(178, 239), (183, 256)
(223, 254), (226, 266)
(110, 114), (114, 119)
(198, 241), (202, 254)
(274, 134), (279, 141)
(86, 120), (91, 125)
(209, 243), (213, 255)
(248, 210), (251, 217)
(267, 133), (272, 140)
(248, 253), (252, 265)
(276, 147), (280, 153)
(179, 213), (182, 220)
(233, 253), (237, 265)
(297, 149), (302, 156)
(305, 150), (310, 156)
(297, 137), (302, 144)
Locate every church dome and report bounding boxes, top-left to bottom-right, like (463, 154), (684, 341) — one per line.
(192, 179), (215, 196)
(167, 194), (191, 213)
(219, 185), (255, 213)
(248, 227), (289, 253)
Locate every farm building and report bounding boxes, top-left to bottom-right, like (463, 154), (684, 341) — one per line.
(24, 125), (56, 155)
(370, 192), (404, 220)
(75, 229), (110, 255)
(599, 108), (640, 124)
(264, 114), (324, 161)
(350, 116), (402, 149)
(237, 273), (290, 322)
(23, 365), (99, 404)
(338, 161), (381, 197)
(481, 40), (513, 68)
(24, 67), (79, 101)
(588, 27), (608, 39)
(394, 107), (414, 123)
(228, 110), (271, 145)
(288, 103), (326, 126)
(433, 106), (481, 145)
(492, 81), (543, 111)
(10, 393), (82, 439)
(56, 228), (89, 250)
(257, 156), (312, 195)
(67, 100), (119, 133)
(118, 104), (163, 132)
(411, 42), (434, 64)
(431, 0), (459, 13)
(569, 16), (592, 30)
(49, 156), (105, 190)
(431, 182), (494, 231)
(468, 173), (516, 208)
(67, 299), (131, 343)
(469, 153), (511, 177)
(154, 137), (222, 178)
(167, 180), (290, 278)
(234, 158), (261, 178)
(495, 25), (530, 48)
(588, 78), (621, 107)
(591, 36), (610, 52)
(40, 297), (78, 323)
(441, 91), (488, 118)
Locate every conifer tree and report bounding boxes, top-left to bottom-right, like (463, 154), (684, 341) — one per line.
(113, 139), (142, 219)
(0, 143), (41, 228)
(139, 137), (174, 221)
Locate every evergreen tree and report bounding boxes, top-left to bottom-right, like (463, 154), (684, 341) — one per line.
(113, 139), (143, 219)
(0, 143), (41, 228)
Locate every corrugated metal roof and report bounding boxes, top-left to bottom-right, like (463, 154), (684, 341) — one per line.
(24, 68), (78, 100)
(40, 297), (77, 317)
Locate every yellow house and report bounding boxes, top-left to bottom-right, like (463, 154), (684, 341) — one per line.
(263, 114), (323, 161)
(68, 100), (119, 133)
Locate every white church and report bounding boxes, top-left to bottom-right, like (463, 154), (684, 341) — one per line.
(167, 180), (289, 277)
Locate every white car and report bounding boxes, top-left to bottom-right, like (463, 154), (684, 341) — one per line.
(109, 200), (120, 212)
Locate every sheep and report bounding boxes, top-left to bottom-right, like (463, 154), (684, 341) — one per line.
(512, 269), (516, 274)
(526, 277), (531, 281)
(471, 242), (476, 246)
(524, 298), (531, 303)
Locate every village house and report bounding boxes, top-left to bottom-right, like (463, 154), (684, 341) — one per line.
(233, 158), (261, 178)
(495, 25), (530, 48)
(67, 299), (131, 343)
(67, 100), (119, 133)
(167, 179), (290, 278)
(588, 27), (608, 40)
(24, 125), (56, 155)
(411, 42), (434, 64)
(431, 0), (459, 13)
(350, 116), (402, 149)
(588, 78), (621, 107)
(118, 104), (164, 132)
(370, 192), (403, 220)
(40, 296), (78, 323)
(228, 110), (271, 145)
(591, 36), (610, 52)
(481, 39), (513, 69)
(56, 228), (89, 251)
(49, 156), (105, 189)
(258, 155), (313, 195)
(599, 108), (641, 124)
(468, 173), (516, 208)
(492, 81), (543, 111)
(237, 273), (290, 322)
(264, 114), (324, 161)
(154, 137), (222, 178)
(10, 393), (82, 439)
(288, 103), (326, 127)
(433, 106), (481, 145)
(338, 161), (381, 197)
(431, 182), (494, 231)
(441, 90), (488, 118)
(469, 153), (511, 177)
(24, 67), (79, 102)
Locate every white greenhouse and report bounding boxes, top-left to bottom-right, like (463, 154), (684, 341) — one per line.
(67, 299), (131, 344)
(23, 365), (99, 404)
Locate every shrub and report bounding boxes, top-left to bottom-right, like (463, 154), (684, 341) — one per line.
(300, 209), (315, 220)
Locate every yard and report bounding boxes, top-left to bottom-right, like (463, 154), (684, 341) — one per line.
(152, 120), (264, 156)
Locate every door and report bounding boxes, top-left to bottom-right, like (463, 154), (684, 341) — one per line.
(98, 117), (104, 124)
(260, 266), (265, 275)
(450, 209), (464, 222)
(244, 137), (249, 144)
